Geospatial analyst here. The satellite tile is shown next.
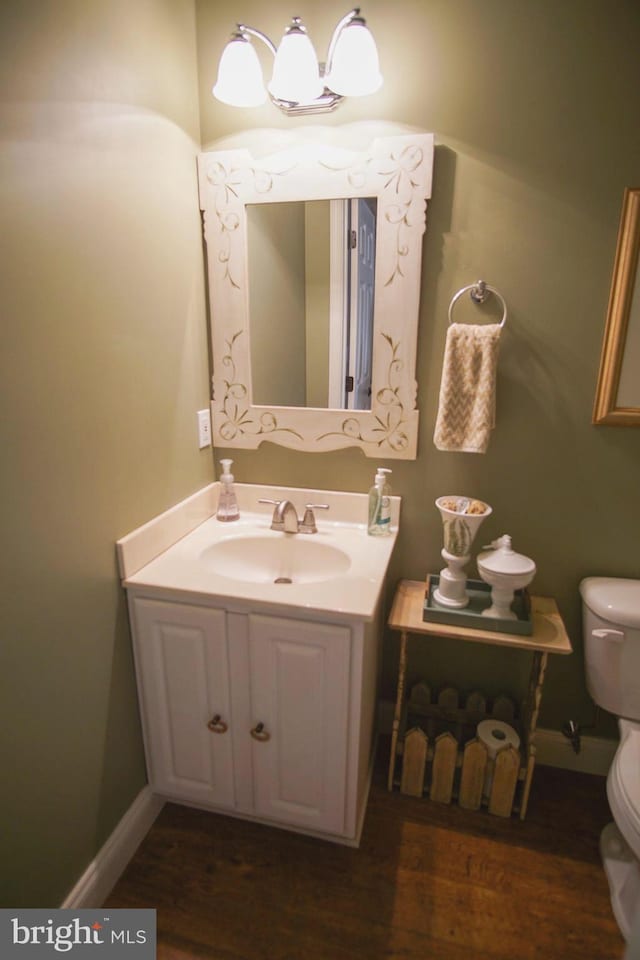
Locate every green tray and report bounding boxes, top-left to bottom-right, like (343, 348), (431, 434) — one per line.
(423, 574), (533, 636)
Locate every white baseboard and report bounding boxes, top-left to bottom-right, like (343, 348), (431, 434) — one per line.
(377, 699), (616, 778)
(61, 787), (164, 908)
(534, 728), (616, 776)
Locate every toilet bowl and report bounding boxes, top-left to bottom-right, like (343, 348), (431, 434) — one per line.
(601, 720), (640, 939)
(580, 577), (640, 942)
(608, 721), (640, 860)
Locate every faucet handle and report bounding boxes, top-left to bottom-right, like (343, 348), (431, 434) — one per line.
(258, 498), (285, 530)
(300, 503), (329, 534)
(258, 497), (282, 517)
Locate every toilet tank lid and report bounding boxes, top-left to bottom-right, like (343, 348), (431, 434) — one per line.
(580, 577), (640, 628)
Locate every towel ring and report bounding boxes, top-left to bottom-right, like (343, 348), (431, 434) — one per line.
(448, 280), (507, 328)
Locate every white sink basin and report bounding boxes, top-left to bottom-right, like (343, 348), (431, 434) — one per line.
(200, 534), (351, 585)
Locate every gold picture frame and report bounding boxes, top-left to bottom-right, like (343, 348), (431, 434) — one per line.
(593, 187), (640, 425)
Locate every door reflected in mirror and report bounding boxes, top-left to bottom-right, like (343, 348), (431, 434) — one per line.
(247, 198), (377, 411)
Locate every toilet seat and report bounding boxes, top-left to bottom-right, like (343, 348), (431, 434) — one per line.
(607, 721), (640, 861)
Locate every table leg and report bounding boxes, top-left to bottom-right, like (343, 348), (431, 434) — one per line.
(388, 630), (408, 791)
(520, 650), (548, 819)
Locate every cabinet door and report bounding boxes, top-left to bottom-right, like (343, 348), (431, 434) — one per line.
(248, 614), (351, 835)
(131, 599), (235, 809)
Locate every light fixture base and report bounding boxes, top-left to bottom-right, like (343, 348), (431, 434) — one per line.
(270, 88), (344, 116)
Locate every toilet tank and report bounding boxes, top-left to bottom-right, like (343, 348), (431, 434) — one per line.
(580, 577), (640, 720)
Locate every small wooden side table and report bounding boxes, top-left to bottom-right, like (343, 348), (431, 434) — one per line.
(387, 579), (573, 818)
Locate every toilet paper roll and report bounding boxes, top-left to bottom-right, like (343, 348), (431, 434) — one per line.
(477, 719), (520, 797)
(477, 719), (520, 758)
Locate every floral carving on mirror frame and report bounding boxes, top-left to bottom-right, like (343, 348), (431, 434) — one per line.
(316, 334), (411, 452)
(216, 330), (303, 443)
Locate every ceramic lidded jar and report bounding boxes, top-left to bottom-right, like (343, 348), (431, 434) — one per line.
(476, 535), (536, 620)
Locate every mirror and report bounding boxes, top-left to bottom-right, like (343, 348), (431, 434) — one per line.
(198, 130), (434, 459)
(247, 198), (377, 411)
(593, 187), (640, 426)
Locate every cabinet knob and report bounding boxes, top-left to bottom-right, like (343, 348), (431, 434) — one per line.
(250, 722), (271, 742)
(207, 714), (228, 734)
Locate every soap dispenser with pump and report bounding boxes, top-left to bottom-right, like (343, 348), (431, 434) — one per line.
(368, 468), (392, 536)
(216, 459), (240, 522)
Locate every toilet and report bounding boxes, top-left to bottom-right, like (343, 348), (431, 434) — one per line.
(581, 576), (640, 941)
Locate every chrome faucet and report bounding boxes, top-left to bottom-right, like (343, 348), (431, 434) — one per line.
(274, 499), (300, 534)
(259, 499), (329, 534)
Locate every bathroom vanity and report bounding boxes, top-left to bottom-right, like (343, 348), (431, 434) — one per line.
(117, 482), (400, 846)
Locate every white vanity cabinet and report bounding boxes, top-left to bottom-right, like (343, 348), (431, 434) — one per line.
(118, 483), (400, 844)
(129, 595), (380, 845)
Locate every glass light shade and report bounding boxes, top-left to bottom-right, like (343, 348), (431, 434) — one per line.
(213, 36), (267, 107)
(268, 28), (323, 103)
(326, 21), (382, 97)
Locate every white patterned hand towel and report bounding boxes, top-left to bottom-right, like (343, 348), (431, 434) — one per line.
(433, 322), (502, 454)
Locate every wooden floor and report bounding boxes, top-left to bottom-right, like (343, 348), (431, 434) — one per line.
(106, 748), (625, 960)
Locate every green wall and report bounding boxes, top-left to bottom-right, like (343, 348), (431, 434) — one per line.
(197, 0), (640, 733)
(1, 1), (213, 906)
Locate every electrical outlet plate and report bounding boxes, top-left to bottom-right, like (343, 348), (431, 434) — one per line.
(197, 409), (212, 448)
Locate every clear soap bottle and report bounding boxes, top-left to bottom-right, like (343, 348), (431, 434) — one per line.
(367, 467), (392, 536)
(216, 459), (240, 522)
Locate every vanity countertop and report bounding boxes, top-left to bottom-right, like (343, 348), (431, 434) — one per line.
(117, 483), (400, 622)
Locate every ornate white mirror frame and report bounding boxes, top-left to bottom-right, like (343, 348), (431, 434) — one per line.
(197, 130), (434, 459)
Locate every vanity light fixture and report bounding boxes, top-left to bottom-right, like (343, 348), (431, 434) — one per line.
(213, 8), (382, 117)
